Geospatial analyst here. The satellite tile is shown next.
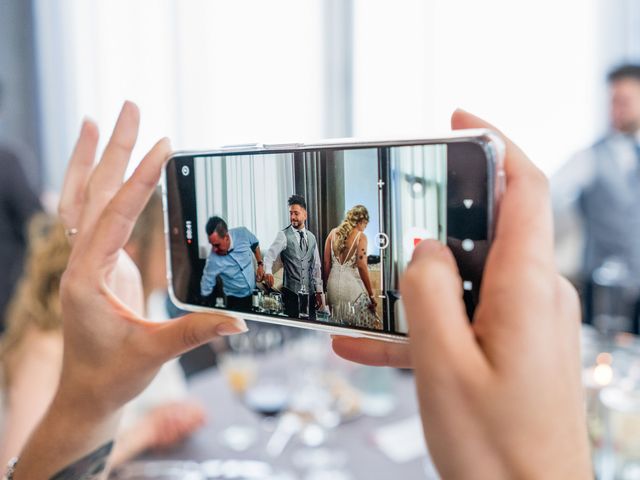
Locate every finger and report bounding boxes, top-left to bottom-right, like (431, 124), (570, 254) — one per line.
(81, 101), (140, 230)
(86, 138), (170, 266)
(401, 240), (488, 377)
(331, 336), (412, 368)
(149, 312), (248, 360)
(451, 109), (554, 277)
(58, 119), (99, 229)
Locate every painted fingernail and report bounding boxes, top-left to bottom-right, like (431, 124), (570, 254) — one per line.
(215, 319), (248, 336)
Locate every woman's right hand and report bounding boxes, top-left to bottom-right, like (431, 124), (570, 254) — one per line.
(333, 109), (592, 479)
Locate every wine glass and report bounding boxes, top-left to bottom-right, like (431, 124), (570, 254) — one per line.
(285, 332), (356, 478)
(218, 333), (259, 452)
(242, 325), (291, 422)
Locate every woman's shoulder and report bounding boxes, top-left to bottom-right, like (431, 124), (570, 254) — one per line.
(8, 328), (63, 368)
(4, 327), (63, 388)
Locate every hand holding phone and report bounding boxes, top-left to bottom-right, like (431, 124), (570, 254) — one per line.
(335, 110), (592, 478)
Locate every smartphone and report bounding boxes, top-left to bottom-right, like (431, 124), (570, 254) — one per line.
(163, 130), (505, 343)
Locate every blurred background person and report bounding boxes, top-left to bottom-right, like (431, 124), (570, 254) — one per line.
(552, 64), (640, 332)
(0, 80), (41, 331)
(323, 205), (381, 329)
(0, 193), (205, 467)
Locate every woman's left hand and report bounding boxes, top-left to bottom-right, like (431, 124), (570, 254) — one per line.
(15, 101), (248, 479)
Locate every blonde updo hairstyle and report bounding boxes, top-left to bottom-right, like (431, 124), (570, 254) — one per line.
(333, 205), (369, 254)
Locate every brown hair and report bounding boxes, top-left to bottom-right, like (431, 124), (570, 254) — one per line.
(0, 189), (164, 385)
(0, 214), (69, 385)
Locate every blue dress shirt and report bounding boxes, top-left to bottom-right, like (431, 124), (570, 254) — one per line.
(200, 227), (259, 298)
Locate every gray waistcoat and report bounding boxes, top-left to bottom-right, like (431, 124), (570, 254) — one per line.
(581, 135), (640, 284)
(281, 226), (317, 293)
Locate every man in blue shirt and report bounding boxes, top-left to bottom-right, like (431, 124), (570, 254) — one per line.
(200, 216), (264, 311)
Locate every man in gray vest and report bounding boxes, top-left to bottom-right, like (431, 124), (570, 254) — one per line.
(552, 64), (640, 332)
(264, 194), (324, 317)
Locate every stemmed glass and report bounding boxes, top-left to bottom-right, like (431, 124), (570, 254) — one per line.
(285, 331), (355, 478)
(242, 326), (290, 420)
(218, 333), (259, 452)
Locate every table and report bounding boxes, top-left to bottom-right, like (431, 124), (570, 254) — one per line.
(143, 359), (433, 479)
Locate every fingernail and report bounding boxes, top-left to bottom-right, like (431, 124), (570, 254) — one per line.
(215, 319), (248, 336)
(121, 100), (140, 118)
(411, 239), (444, 261)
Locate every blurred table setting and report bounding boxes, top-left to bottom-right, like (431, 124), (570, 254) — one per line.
(109, 320), (640, 480)
(111, 328), (434, 480)
(582, 325), (640, 480)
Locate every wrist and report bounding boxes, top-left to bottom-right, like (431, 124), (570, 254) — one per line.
(13, 389), (121, 479)
(55, 373), (123, 421)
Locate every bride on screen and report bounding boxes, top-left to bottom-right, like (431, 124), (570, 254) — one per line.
(323, 205), (382, 330)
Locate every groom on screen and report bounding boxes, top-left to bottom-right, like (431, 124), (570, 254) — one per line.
(263, 195), (324, 317)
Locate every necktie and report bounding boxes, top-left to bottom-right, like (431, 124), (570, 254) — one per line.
(298, 230), (308, 252)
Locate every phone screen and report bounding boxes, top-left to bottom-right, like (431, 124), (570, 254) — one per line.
(165, 140), (494, 337)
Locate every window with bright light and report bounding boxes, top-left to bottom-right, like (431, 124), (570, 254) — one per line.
(35, 0), (324, 190)
(352, 0), (601, 176)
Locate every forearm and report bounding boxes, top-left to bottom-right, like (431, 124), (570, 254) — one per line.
(264, 233), (285, 274)
(357, 264), (374, 297)
(254, 247), (263, 264)
(263, 248), (277, 274)
(14, 390), (122, 479)
(200, 268), (217, 297)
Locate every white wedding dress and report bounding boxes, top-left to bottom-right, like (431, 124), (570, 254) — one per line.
(326, 232), (382, 330)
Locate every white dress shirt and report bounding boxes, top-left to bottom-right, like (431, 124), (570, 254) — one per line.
(264, 226), (324, 292)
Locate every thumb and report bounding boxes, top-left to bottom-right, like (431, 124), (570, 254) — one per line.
(150, 312), (248, 360)
(401, 240), (487, 377)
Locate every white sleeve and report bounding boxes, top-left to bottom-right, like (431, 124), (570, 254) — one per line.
(264, 231), (287, 275)
(551, 148), (596, 240)
(550, 147), (596, 277)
